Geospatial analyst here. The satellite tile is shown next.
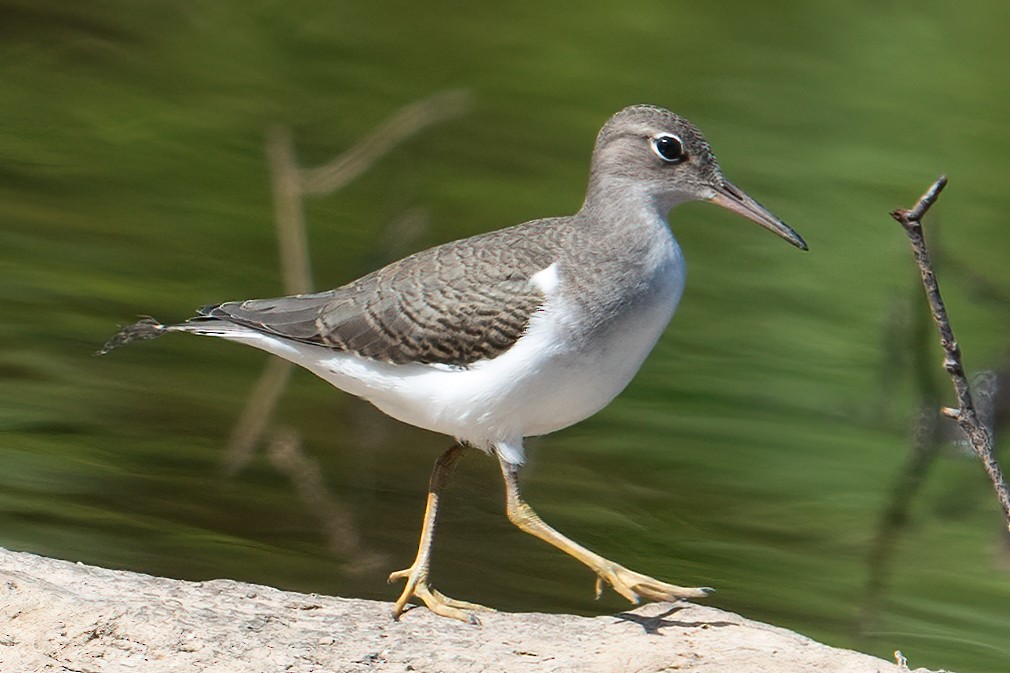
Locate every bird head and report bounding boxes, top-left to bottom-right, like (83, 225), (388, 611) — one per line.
(587, 105), (807, 251)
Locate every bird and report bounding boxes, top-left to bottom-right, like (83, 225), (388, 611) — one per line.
(102, 104), (807, 624)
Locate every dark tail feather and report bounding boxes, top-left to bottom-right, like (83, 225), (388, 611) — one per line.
(97, 317), (168, 355)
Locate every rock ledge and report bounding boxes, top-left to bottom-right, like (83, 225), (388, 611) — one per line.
(0, 547), (938, 673)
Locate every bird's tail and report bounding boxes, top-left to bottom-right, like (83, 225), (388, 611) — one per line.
(97, 316), (248, 355)
(97, 317), (170, 355)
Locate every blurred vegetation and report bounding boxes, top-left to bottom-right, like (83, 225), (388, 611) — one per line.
(2, 1), (1010, 671)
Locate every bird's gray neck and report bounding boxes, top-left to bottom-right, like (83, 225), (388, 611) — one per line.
(559, 175), (685, 339)
(579, 175), (688, 228)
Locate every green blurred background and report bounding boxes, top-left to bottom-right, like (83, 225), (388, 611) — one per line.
(3, 1), (1010, 670)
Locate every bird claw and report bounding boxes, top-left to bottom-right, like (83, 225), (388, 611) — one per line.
(594, 563), (713, 604)
(388, 566), (493, 624)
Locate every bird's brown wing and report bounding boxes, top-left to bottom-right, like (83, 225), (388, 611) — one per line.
(197, 221), (565, 367)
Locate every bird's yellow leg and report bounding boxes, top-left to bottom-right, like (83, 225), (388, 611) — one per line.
(499, 459), (713, 604)
(388, 443), (493, 623)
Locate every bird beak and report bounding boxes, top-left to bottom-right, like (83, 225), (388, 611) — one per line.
(709, 180), (808, 251)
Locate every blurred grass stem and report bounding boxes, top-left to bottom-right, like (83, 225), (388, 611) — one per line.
(224, 91), (471, 473)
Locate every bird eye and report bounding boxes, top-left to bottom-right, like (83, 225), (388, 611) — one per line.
(651, 135), (686, 164)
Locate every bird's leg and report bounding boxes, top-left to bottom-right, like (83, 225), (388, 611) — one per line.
(499, 458), (713, 604)
(388, 443), (492, 623)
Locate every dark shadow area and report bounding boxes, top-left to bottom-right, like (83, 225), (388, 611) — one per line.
(614, 605), (736, 635)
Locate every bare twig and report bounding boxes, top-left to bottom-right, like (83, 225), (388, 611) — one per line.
(223, 92), (470, 473)
(266, 429), (387, 573)
(300, 90), (471, 195)
(222, 126), (309, 474)
(266, 125), (313, 295)
(223, 357), (293, 475)
(890, 176), (1010, 529)
(860, 405), (942, 634)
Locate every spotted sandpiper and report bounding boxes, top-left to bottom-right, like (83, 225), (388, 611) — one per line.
(103, 104), (807, 623)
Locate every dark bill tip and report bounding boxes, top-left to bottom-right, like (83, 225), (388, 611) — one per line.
(709, 181), (808, 251)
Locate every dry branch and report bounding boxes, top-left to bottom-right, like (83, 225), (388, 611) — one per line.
(224, 91), (471, 474)
(300, 90), (471, 195)
(265, 429), (387, 573)
(890, 176), (1010, 529)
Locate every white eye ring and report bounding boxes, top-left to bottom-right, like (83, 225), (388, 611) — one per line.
(651, 134), (687, 164)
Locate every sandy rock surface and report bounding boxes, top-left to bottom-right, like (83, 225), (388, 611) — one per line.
(0, 547), (940, 673)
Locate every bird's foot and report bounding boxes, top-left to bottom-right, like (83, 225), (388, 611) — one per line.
(594, 562), (714, 604)
(387, 566), (493, 624)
